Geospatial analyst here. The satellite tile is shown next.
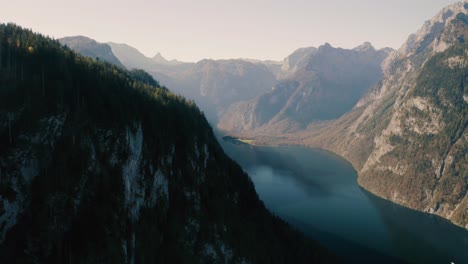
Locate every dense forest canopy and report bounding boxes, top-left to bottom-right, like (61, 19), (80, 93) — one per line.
(0, 23), (336, 263)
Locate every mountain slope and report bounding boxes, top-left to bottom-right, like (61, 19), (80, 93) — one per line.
(59, 36), (124, 68)
(106, 42), (276, 123)
(219, 43), (392, 132)
(164, 59), (277, 122)
(296, 1), (468, 229)
(0, 24), (338, 263)
(152, 52), (183, 66)
(107, 42), (156, 70)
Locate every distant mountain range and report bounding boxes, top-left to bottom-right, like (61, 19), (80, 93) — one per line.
(1, 24), (338, 263)
(61, 37), (390, 127)
(315, 1), (468, 229)
(256, 1), (468, 229)
(59, 36), (124, 67)
(106, 42), (278, 123)
(59, 1), (468, 230)
(219, 42), (392, 132)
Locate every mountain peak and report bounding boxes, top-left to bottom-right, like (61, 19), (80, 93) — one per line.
(322, 42), (333, 49)
(152, 52), (184, 65)
(353, 41), (375, 51)
(280, 46), (317, 75)
(152, 52), (167, 62)
(317, 43), (334, 53)
(397, 1), (468, 57)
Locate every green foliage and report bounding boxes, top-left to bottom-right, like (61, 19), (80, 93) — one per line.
(374, 42), (468, 216)
(0, 22), (207, 154)
(455, 12), (468, 25)
(130, 69), (160, 87)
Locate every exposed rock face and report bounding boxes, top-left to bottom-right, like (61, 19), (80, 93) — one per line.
(299, 1), (468, 229)
(279, 47), (318, 78)
(218, 43), (392, 132)
(168, 59), (277, 122)
(59, 36), (124, 67)
(0, 24), (337, 263)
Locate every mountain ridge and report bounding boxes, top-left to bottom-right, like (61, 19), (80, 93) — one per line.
(0, 23), (339, 263)
(218, 42), (392, 132)
(59, 36), (124, 68)
(248, 1), (468, 229)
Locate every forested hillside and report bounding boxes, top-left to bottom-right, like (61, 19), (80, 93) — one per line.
(0, 24), (337, 263)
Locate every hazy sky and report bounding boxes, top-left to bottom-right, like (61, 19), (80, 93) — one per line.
(1, 0), (460, 62)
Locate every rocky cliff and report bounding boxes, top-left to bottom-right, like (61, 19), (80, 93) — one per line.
(0, 24), (337, 263)
(218, 43), (392, 132)
(298, 1), (468, 229)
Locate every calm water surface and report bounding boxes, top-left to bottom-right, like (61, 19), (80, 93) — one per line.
(221, 142), (468, 264)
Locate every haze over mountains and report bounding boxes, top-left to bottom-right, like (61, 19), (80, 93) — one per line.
(60, 1), (468, 230)
(219, 42), (392, 132)
(0, 1), (467, 263)
(0, 24), (338, 263)
(301, 2), (468, 229)
(106, 41), (281, 123)
(60, 37), (391, 126)
(258, 1), (468, 229)
(59, 36), (124, 68)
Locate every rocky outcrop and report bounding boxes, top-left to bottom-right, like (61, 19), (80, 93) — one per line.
(218, 43), (392, 132)
(0, 24), (337, 263)
(298, 1), (468, 229)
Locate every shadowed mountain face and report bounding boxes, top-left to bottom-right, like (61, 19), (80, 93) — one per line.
(59, 36), (124, 68)
(218, 43), (392, 132)
(0, 24), (339, 263)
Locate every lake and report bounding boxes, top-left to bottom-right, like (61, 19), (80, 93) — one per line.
(221, 142), (468, 264)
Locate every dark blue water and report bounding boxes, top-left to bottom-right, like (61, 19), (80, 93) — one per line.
(221, 143), (468, 264)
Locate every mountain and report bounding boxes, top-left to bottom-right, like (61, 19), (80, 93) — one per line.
(152, 52), (183, 66)
(163, 59), (277, 123)
(59, 36), (124, 68)
(218, 43), (392, 132)
(103, 44), (278, 123)
(107, 42), (192, 72)
(279, 46), (318, 78)
(0, 24), (338, 263)
(107, 42), (159, 70)
(280, 1), (468, 229)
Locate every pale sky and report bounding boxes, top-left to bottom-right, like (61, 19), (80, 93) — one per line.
(0, 0), (460, 62)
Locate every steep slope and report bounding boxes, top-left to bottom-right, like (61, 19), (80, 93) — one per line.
(278, 47), (318, 79)
(152, 52), (183, 66)
(165, 59), (277, 122)
(107, 42), (157, 70)
(106, 43), (276, 123)
(108, 44), (276, 123)
(219, 43), (391, 132)
(0, 24), (337, 263)
(59, 36), (124, 68)
(298, 1), (468, 229)
(107, 42), (193, 73)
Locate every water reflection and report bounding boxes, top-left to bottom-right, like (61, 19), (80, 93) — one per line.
(364, 191), (468, 264)
(221, 142), (468, 264)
